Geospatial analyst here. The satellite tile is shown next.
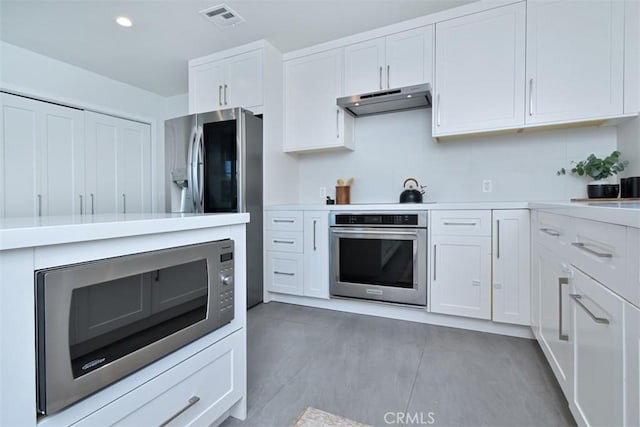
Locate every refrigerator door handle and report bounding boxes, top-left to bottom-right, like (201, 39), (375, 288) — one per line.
(187, 125), (198, 213)
(195, 125), (205, 213)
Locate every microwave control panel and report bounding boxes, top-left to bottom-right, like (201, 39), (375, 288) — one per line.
(218, 247), (235, 325)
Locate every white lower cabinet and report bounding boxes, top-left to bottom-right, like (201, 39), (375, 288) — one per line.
(430, 210), (491, 319)
(73, 329), (243, 426)
(303, 211), (329, 299)
(492, 209), (530, 325)
(265, 210), (329, 299)
(625, 302), (640, 426)
(571, 267), (624, 427)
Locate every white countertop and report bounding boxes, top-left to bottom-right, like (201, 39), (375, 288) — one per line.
(266, 201), (640, 228)
(0, 212), (250, 251)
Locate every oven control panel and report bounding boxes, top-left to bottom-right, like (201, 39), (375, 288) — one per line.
(218, 248), (235, 324)
(331, 212), (427, 228)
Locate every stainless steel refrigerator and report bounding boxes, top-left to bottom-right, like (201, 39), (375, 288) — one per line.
(165, 108), (263, 308)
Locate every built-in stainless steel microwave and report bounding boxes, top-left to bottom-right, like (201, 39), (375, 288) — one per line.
(35, 240), (235, 415)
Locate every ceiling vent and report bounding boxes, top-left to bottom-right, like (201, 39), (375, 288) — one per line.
(199, 4), (245, 29)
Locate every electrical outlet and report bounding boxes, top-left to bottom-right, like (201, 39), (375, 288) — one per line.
(319, 187), (327, 199)
(482, 180), (492, 193)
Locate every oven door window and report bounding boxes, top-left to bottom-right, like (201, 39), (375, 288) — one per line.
(338, 236), (415, 288)
(68, 260), (208, 378)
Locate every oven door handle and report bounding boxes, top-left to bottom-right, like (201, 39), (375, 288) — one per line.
(331, 229), (419, 236)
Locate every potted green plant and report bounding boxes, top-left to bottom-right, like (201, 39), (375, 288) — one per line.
(557, 150), (628, 198)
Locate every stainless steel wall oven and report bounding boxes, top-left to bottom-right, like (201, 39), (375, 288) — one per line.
(35, 240), (234, 415)
(330, 212), (427, 306)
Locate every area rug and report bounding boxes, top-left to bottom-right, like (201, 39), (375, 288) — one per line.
(292, 407), (371, 427)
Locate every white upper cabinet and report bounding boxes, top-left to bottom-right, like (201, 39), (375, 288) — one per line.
(624, 0), (640, 114)
(433, 2), (526, 137)
(189, 49), (263, 113)
(344, 26), (433, 95)
(525, 0), (624, 124)
(284, 48), (354, 153)
(0, 93), (84, 218)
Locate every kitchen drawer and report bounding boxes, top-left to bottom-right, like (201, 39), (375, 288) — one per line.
(265, 230), (303, 253)
(569, 217), (626, 297)
(74, 329), (243, 427)
(534, 211), (573, 251)
(265, 211), (303, 231)
(265, 252), (303, 295)
(430, 210), (491, 236)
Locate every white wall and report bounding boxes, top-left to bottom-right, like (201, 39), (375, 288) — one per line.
(0, 41), (174, 212)
(297, 110), (619, 204)
(617, 117), (640, 177)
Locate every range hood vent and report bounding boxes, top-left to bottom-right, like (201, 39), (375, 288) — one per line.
(337, 83), (432, 117)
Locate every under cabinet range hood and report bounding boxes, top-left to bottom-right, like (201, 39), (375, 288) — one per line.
(337, 83), (432, 117)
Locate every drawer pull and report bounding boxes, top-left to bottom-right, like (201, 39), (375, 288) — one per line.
(159, 395), (200, 427)
(274, 271), (295, 276)
(443, 221), (477, 226)
(570, 294), (610, 325)
(571, 242), (613, 258)
(273, 240), (295, 244)
(273, 219), (295, 223)
(540, 227), (561, 237)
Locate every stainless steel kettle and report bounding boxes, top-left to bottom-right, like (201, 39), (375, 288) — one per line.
(399, 178), (425, 203)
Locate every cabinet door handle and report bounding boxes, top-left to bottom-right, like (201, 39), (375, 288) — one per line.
(274, 219), (295, 223)
(496, 219), (500, 259)
(540, 227), (561, 236)
(433, 244), (437, 281)
(313, 219), (317, 251)
(387, 64), (390, 88)
(122, 193), (126, 214)
(79, 195), (83, 215)
(273, 239), (295, 244)
(224, 84), (228, 105)
(159, 396), (200, 427)
(436, 94), (441, 127)
(528, 78), (534, 116)
(558, 277), (569, 341)
(571, 242), (613, 258)
(443, 221), (477, 226)
(90, 193), (95, 215)
(336, 109), (340, 139)
(37, 194), (42, 217)
(570, 294), (610, 325)
(379, 66), (383, 90)
(218, 85), (223, 106)
(274, 271), (295, 276)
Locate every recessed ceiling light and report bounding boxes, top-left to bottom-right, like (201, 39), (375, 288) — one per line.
(116, 16), (133, 27)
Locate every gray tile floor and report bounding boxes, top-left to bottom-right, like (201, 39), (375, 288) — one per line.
(221, 302), (575, 427)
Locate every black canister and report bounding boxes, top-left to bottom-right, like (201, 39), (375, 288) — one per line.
(621, 177), (640, 198)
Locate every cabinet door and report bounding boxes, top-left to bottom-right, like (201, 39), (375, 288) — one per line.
(189, 61), (227, 114)
(284, 49), (354, 153)
(536, 244), (573, 397)
(226, 50), (263, 109)
(85, 112), (151, 214)
(625, 303), (640, 427)
(625, 0), (640, 114)
(265, 251), (304, 296)
(526, 0), (624, 124)
(303, 211), (329, 299)
(530, 216), (541, 339)
(492, 210), (530, 325)
(0, 93), (40, 217)
(118, 121), (151, 214)
(433, 2), (525, 136)
(430, 235), (491, 319)
(385, 26), (433, 89)
(571, 268), (624, 427)
(344, 38), (386, 95)
(0, 93), (84, 217)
